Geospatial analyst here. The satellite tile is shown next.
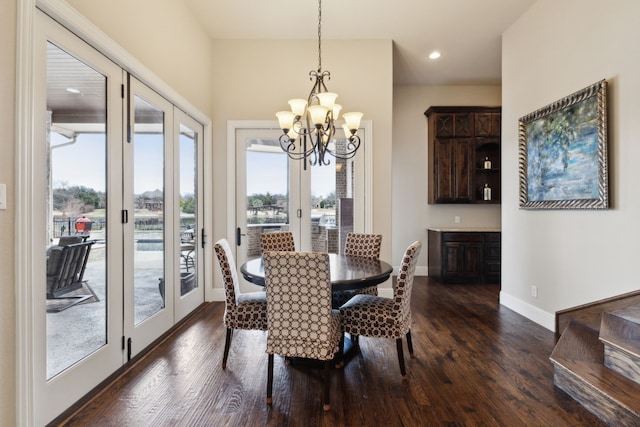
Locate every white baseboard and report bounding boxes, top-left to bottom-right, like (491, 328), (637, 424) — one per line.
(499, 291), (556, 332)
(415, 266), (428, 276)
(207, 287), (225, 302)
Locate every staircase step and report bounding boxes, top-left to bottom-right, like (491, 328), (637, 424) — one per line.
(600, 306), (640, 383)
(550, 320), (640, 425)
(556, 291), (640, 338)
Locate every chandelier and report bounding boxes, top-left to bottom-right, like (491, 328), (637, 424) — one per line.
(275, 0), (363, 168)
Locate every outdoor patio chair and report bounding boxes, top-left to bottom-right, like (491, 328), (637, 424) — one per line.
(46, 236), (95, 308)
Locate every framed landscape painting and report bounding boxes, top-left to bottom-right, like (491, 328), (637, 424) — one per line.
(518, 80), (609, 209)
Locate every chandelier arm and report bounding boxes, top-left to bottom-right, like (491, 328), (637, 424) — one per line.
(324, 134), (361, 160)
(310, 132), (331, 167)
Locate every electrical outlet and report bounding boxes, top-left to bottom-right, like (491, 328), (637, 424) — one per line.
(454, 215), (461, 224)
(531, 285), (538, 298)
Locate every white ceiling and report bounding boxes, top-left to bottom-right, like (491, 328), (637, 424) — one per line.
(183, 0), (536, 86)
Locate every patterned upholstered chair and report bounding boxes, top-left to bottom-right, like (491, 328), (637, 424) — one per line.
(214, 239), (268, 369)
(332, 233), (383, 308)
(339, 241), (422, 378)
(260, 231), (295, 252)
(263, 251), (343, 411)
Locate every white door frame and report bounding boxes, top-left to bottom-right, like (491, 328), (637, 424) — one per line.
(226, 120), (374, 282)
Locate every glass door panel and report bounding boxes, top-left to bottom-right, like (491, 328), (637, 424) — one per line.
(132, 96), (166, 324)
(310, 151), (356, 254)
(45, 42), (108, 379)
(235, 128), (301, 286)
(179, 123), (197, 294)
(174, 111), (205, 321)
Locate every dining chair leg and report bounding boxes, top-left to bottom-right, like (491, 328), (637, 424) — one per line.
(222, 328), (233, 369)
(350, 333), (359, 346)
(335, 333), (345, 368)
(396, 338), (407, 379)
(406, 330), (414, 356)
(323, 360), (331, 411)
(267, 354), (274, 405)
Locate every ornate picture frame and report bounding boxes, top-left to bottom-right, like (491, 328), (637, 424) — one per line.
(518, 80), (608, 209)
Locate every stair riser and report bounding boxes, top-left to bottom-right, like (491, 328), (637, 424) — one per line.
(600, 310), (640, 356)
(603, 343), (640, 384)
(553, 363), (640, 426)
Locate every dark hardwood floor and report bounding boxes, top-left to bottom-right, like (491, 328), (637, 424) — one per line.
(54, 277), (605, 426)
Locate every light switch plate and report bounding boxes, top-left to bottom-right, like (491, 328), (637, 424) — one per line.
(0, 184), (6, 210)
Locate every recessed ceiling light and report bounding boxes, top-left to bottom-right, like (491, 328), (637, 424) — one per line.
(429, 51), (441, 60)
(66, 87), (81, 94)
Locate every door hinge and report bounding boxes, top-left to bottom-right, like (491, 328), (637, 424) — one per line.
(121, 84), (125, 99)
(201, 228), (206, 249)
(121, 209), (128, 224)
(121, 336), (125, 350)
(127, 337), (132, 361)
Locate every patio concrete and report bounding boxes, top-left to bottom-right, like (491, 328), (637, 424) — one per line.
(46, 245), (167, 378)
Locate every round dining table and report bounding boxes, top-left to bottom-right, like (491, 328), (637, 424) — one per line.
(241, 253), (393, 365)
(240, 253), (393, 291)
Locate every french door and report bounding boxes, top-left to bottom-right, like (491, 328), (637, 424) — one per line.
(34, 11), (204, 425)
(35, 11), (124, 425)
(123, 77), (176, 355)
(233, 122), (368, 289)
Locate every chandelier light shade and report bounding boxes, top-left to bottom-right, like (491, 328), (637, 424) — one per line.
(275, 0), (363, 168)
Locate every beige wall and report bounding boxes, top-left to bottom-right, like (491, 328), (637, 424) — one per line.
(501, 0), (640, 330)
(392, 85), (502, 271)
(1, 1), (17, 424)
(65, 0), (214, 116)
(210, 39), (394, 283)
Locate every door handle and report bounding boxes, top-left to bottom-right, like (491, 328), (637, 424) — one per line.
(236, 227), (246, 246)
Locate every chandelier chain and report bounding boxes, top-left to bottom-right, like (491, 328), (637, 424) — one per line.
(275, 0), (363, 168)
(317, 0), (322, 72)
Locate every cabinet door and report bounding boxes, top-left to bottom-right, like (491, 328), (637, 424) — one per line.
(432, 139), (472, 203)
(453, 139), (472, 202)
(443, 242), (464, 276)
(475, 112), (501, 137)
(442, 241), (482, 281)
(454, 113), (473, 137)
(461, 242), (482, 279)
(434, 113), (473, 138)
(483, 233), (501, 283)
(435, 114), (454, 138)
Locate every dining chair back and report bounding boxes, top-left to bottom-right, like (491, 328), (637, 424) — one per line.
(260, 231), (295, 252)
(263, 251), (342, 411)
(333, 232), (383, 307)
(344, 232), (382, 259)
(339, 241), (422, 378)
(214, 238), (268, 369)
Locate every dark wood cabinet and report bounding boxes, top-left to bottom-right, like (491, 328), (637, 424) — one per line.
(428, 229), (501, 284)
(425, 106), (501, 204)
(483, 232), (501, 283)
(432, 138), (473, 203)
